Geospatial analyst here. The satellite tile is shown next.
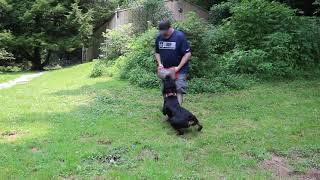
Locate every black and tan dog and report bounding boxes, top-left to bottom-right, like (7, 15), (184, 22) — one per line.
(162, 76), (203, 135)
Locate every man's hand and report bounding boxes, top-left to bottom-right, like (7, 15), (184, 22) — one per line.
(158, 64), (164, 68)
(174, 66), (180, 73)
(175, 52), (191, 73)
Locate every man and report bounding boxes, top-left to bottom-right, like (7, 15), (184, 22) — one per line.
(155, 20), (192, 105)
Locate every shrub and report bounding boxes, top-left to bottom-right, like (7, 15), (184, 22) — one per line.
(218, 49), (269, 75)
(261, 32), (296, 76)
(188, 74), (251, 93)
(204, 0), (320, 78)
(0, 65), (21, 72)
(174, 12), (210, 78)
(290, 17), (320, 69)
(204, 24), (235, 56)
(230, 0), (295, 50)
(119, 28), (159, 87)
(127, 66), (160, 88)
(209, 1), (234, 25)
(0, 48), (14, 62)
(100, 24), (134, 61)
(90, 60), (106, 78)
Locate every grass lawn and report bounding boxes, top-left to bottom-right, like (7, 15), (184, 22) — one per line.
(0, 71), (31, 83)
(0, 62), (319, 179)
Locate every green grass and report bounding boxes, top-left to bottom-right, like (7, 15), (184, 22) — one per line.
(0, 62), (319, 179)
(0, 71), (31, 83)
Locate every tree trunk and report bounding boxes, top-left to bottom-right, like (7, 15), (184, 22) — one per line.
(31, 47), (43, 71)
(42, 50), (51, 67)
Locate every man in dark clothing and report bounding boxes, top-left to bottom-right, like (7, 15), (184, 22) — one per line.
(155, 20), (192, 105)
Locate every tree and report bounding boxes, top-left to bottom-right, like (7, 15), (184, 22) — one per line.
(78, 0), (119, 27)
(130, 0), (173, 33)
(1, 0), (93, 70)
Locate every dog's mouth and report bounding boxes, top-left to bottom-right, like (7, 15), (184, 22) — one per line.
(165, 92), (177, 97)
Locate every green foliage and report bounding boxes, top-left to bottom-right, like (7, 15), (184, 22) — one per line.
(290, 17), (320, 68)
(0, 48), (14, 62)
(130, 0), (173, 33)
(68, 3), (94, 48)
(78, 0), (118, 27)
(204, 0), (320, 79)
(0, 65), (21, 72)
(93, 14), (250, 93)
(175, 12), (210, 78)
(230, 0), (295, 50)
(209, 1), (234, 25)
(1, 0), (94, 70)
(90, 60), (106, 78)
(119, 28), (160, 88)
(219, 49), (271, 75)
(204, 25), (235, 56)
(93, 0), (320, 93)
(100, 24), (134, 61)
(0, 31), (14, 65)
(188, 74), (250, 93)
(0, 0), (11, 20)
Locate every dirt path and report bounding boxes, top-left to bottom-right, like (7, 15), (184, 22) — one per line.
(0, 72), (45, 90)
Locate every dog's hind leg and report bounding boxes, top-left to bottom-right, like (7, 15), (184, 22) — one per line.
(190, 116), (203, 132)
(162, 102), (167, 115)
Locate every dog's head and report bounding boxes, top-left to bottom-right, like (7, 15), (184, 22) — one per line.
(162, 75), (177, 95)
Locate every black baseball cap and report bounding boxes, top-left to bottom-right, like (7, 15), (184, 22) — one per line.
(159, 20), (171, 32)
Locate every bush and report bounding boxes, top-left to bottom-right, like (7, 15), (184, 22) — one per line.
(119, 28), (159, 88)
(174, 12), (210, 78)
(290, 17), (320, 69)
(209, 1), (234, 25)
(204, 0), (320, 78)
(229, 0), (295, 50)
(0, 48), (14, 62)
(204, 24), (235, 55)
(100, 24), (134, 62)
(0, 65), (21, 72)
(93, 24), (134, 78)
(90, 61), (106, 78)
(218, 49), (269, 75)
(188, 74), (251, 93)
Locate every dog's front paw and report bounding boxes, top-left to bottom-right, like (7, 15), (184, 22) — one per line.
(197, 125), (203, 132)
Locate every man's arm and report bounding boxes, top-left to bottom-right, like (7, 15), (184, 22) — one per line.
(175, 52), (191, 72)
(155, 53), (163, 67)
